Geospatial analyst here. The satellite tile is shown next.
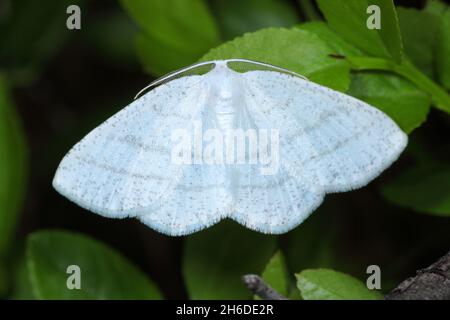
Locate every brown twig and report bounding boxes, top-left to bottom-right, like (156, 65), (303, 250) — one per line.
(242, 274), (288, 300)
(385, 250), (450, 300)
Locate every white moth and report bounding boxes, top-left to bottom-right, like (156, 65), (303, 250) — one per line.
(53, 59), (407, 236)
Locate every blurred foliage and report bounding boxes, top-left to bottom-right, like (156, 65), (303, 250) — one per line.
(381, 162), (450, 216)
(0, 0), (84, 85)
(183, 221), (276, 299)
(436, 4), (450, 89)
(27, 230), (162, 299)
(211, 0), (299, 40)
(83, 10), (138, 68)
(119, 0), (220, 75)
(0, 77), (26, 256)
(282, 203), (340, 273)
(10, 250), (34, 299)
(0, 0), (449, 300)
(0, 76), (27, 296)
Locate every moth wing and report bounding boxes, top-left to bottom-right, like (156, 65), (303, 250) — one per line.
(138, 163), (233, 235)
(53, 75), (207, 218)
(223, 70), (407, 233)
(242, 70), (407, 193)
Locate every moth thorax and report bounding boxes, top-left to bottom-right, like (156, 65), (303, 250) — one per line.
(209, 70), (242, 131)
(215, 99), (236, 131)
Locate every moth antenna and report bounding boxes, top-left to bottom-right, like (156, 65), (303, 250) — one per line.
(134, 61), (217, 99)
(225, 58), (309, 81)
(134, 59), (308, 99)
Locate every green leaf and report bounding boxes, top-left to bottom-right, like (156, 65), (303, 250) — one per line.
(0, 77), (27, 257)
(381, 162), (450, 217)
(347, 56), (450, 115)
(317, 0), (403, 62)
(202, 27), (351, 92)
(347, 72), (430, 133)
(436, 7), (450, 89)
(183, 221), (276, 299)
(296, 269), (383, 300)
(261, 251), (289, 297)
(211, 0), (299, 40)
(297, 21), (363, 56)
(119, 0), (220, 76)
(27, 230), (162, 299)
(397, 7), (442, 77)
